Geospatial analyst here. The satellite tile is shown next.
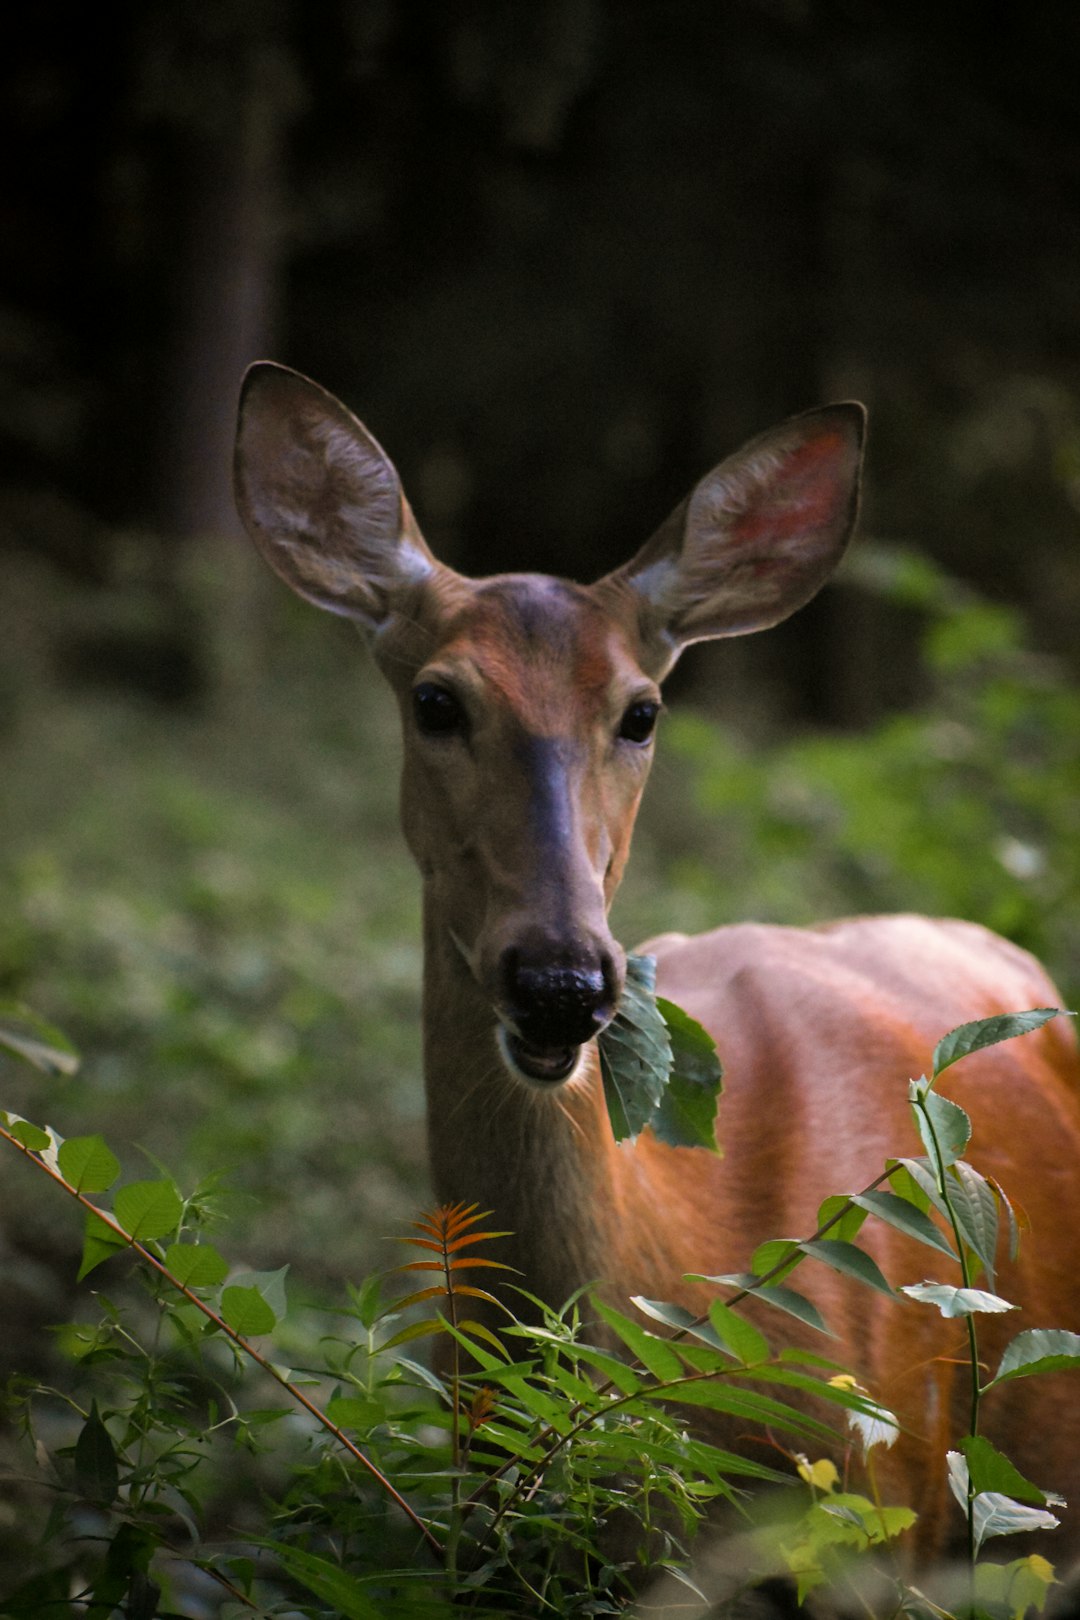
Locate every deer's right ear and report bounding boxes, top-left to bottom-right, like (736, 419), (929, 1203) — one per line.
(597, 402), (866, 680)
(234, 362), (440, 634)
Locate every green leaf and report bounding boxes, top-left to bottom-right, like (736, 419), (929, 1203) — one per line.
(948, 1160), (1000, 1286)
(380, 1319), (445, 1351)
(488, 1372), (566, 1428)
(750, 1238), (803, 1283)
(440, 1321), (506, 1373)
(886, 1160), (932, 1213)
(707, 1300), (769, 1366)
(816, 1194), (867, 1244)
(750, 1366), (893, 1424)
(961, 1435), (1049, 1505)
(631, 1296), (700, 1334)
(630, 1294), (765, 1361)
(948, 1452), (1062, 1553)
(973, 1555), (1057, 1620)
(977, 1490), (1062, 1555)
(222, 1557), (256, 1597)
(86, 1524), (158, 1620)
(799, 1239), (895, 1297)
(92, 1523), (156, 1619)
(996, 1178), (1021, 1263)
(58, 1135), (121, 1195)
(230, 1266), (289, 1322)
(74, 1400), (119, 1505)
(221, 1285), (277, 1337)
(455, 1319), (510, 1358)
(264, 1542), (384, 1620)
(679, 1436), (791, 1486)
(597, 958), (724, 1150)
(598, 954), (670, 1141)
(113, 1179), (183, 1242)
(349, 1273), (383, 1329)
(566, 1343), (643, 1396)
(632, 1296), (724, 1355)
(77, 1210), (129, 1280)
(986, 1328), (1080, 1389)
(893, 1156), (952, 1220)
(593, 1298), (685, 1382)
(852, 1190), (955, 1258)
(669, 1339), (730, 1375)
(164, 1242), (229, 1289)
(816, 1491), (914, 1545)
(901, 1282), (1016, 1318)
(646, 1379), (837, 1443)
(911, 1084), (971, 1168)
(932, 1008), (1066, 1077)
(0, 1004), (80, 1076)
(4, 1115), (51, 1152)
(698, 1273), (833, 1336)
(326, 1394), (385, 1430)
(652, 996), (723, 1151)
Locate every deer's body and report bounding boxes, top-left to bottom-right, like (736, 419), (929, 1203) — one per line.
(234, 364), (1080, 1561)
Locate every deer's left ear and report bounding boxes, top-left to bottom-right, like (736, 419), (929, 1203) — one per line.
(598, 403), (865, 678)
(233, 361), (446, 635)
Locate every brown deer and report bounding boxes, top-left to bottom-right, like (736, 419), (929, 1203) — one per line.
(233, 362), (1080, 1561)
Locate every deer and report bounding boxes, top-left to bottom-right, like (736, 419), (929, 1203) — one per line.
(233, 362), (1080, 1564)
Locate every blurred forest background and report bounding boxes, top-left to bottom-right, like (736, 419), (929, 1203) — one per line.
(1, 0), (1079, 1540)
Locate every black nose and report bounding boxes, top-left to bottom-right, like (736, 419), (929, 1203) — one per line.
(501, 950), (614, 1049)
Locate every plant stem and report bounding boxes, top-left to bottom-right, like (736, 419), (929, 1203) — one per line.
(910, 1092), (979, 1573)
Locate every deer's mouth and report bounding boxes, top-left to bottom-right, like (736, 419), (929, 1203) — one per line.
(497, 1026), (582, 1087)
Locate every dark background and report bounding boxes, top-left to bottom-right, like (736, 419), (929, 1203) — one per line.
(4, 0), (1079, 724)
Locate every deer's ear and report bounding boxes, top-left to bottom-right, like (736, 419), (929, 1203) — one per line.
(234, 361), (441, 633)
(599, 403), (866, 678)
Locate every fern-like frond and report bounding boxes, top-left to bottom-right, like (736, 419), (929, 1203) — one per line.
(382, 1203), (517, 1351)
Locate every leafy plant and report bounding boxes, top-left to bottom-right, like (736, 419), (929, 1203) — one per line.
(3, 999), (1079, 1616)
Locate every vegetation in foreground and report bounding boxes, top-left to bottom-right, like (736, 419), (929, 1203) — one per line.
(2, 999), (1079, 1617)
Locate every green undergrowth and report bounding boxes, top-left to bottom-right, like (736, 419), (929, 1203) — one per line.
(0, 588), (424, 1292)
(2, 1004), (1078, 1616)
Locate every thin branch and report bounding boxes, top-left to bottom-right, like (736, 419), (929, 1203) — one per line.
(0, 1123), (442, 1558)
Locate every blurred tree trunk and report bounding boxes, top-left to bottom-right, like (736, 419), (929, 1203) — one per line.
(152, 33), (293, 708)
(159, 54), (283, 542)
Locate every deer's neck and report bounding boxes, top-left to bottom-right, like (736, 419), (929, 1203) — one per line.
(420, 901), (624, 1308)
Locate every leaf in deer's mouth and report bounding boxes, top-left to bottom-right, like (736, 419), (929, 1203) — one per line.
(598, 954), (669, 1140)
(598, 953), (723, 1151)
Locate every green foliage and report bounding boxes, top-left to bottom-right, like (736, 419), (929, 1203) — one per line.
(2, 1006), (1077, 1616)
(987, 1330), (1080, 1390)
(597, 953), (722, 1148)
(0, 628), (424, 1290)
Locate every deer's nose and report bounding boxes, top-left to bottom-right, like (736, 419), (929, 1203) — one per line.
(501, 948), (617, 1049)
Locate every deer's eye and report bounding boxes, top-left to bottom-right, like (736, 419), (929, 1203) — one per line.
(413, 683), (466, 737)
(617, 699), (659, 744)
